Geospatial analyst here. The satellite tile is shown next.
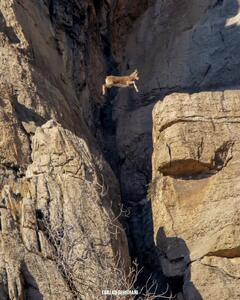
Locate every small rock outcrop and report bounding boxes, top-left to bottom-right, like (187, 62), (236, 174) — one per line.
(0, 120), (130, 299)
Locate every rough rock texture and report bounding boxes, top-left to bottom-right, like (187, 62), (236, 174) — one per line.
(152, 91), (240, 299)
(114, 0), (240, 196)
(111, 0), (240, 298)
(1, 0), (240, 299)
(0, 1), (130, 299)
(111, 0), (150, 62)
(123, 0), (240, 92)
(0, 120), (129, 299)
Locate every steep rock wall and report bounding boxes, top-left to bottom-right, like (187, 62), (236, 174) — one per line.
(152, 91), (240, 299)
(112, 0), (240, 298)
(0, 1), (130, 299)
(1, 0), (240, 299)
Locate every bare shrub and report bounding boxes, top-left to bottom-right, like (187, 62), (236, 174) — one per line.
(34, 170), (173, 299)
(37, 205), (174, 299)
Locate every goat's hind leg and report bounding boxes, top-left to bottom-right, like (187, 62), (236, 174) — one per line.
(133, 81), (139, 92)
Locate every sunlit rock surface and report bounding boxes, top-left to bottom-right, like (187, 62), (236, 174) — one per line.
(152, 91), (240, 299)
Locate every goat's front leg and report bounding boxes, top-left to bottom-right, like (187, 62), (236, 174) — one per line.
(102, 84), (107, 95)
(133, 81), (139, 92)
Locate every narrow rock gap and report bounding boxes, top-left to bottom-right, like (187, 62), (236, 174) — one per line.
(39, 0), (194, 297)
(93, 5), (174, 298)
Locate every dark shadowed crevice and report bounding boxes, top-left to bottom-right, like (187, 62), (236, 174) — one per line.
(207, 246), (240, 258)
(0, 10), (20, 44)
(213, 0), (224, 8)
(0, 268), (8, 299)
(21, 262), (43, 300)
(93, 3), (173, 299)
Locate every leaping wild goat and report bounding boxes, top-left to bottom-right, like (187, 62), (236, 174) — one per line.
(102, 70), (139, 95)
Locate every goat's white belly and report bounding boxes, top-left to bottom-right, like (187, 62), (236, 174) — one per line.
(114, 83), (128, 88)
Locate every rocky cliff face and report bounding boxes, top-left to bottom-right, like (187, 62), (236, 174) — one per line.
(113, 0), (240, 299)
(0, 1), (130, 299)
(152, 91), (240, 299)
(0, 0), (240, 299)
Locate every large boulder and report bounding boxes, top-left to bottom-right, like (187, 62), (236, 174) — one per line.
(0, 120), (130, 299)
(152, 90), (240, 299)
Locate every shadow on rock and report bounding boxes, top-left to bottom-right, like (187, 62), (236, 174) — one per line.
(0, 10), (20, 44)
(156, 228), (203, 300)
(21, 262), (44, 300)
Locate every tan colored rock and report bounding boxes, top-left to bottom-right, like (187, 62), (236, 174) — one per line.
(5, 0), (240, 298)
(0, 120), (129, 299)
(152, 91), (239, 178)
(0, 86), (30, 166)
(186, 257), (240, 300)
(0, 0), (109, 170)
(28, 120), (129, 298)
(0, 1), (130, 298)
(152, 90), (240, 299)
(21, 121), (37, 134)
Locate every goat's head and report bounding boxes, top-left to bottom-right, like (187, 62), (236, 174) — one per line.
(130, 69), (139, 80)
